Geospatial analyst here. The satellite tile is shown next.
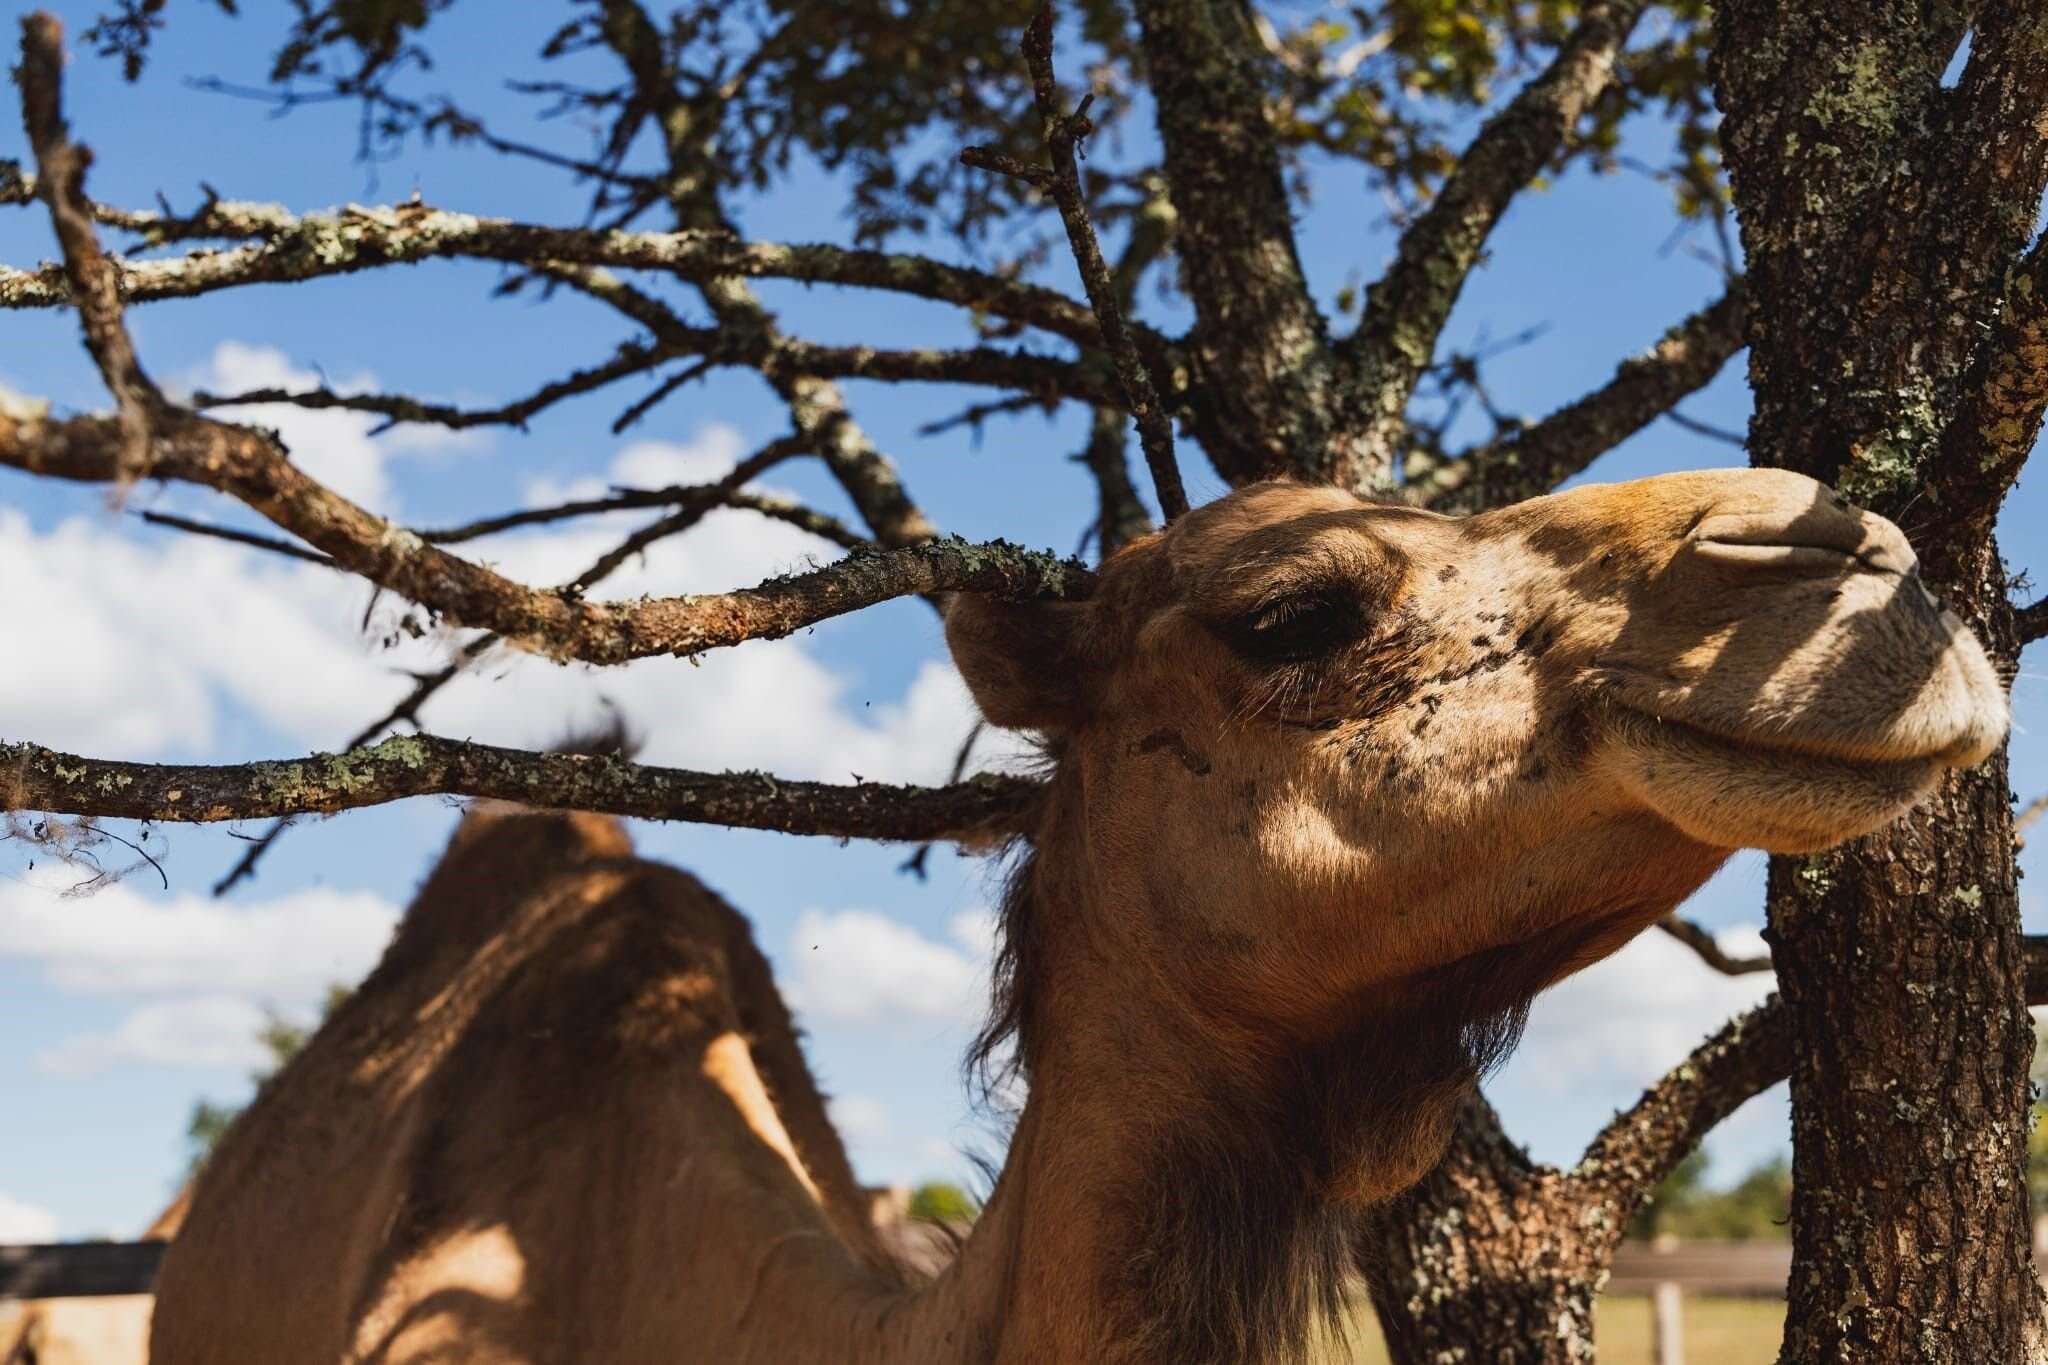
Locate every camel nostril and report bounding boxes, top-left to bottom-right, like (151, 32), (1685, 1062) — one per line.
(1687, 509), (1916, 578)
(1690, 540), (1892, 575)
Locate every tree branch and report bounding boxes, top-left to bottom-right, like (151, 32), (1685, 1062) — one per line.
(964, 8), (1187, 522)
(1, 736), (1041, 843)
(2021, 596), (2048, 647)
(1081, 189), (1177, 554)
(195, 340), (679, 433)
(0, 200), (1159, 358)
(1572, 935), (2048, 1236)
(2016, 793), (2048, 850)
(1921, 235), (2048, 541)
(0, 404), (1090, 665)
(1338, 0), (1648, 492)
(1570, 996), (1791, 1224)
(1130, 0), (1341, 484)
(1655, 913), (1772, 976)
(16, 12), (161, 477)
(1415, 282), (1747, 513)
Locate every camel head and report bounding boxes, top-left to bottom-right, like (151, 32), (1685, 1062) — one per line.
(947, 468), (2004, 1198)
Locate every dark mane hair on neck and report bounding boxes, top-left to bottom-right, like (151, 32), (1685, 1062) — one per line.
(963, 834), (1049, 1106)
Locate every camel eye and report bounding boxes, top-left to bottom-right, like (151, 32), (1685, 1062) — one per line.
(1230, 590), (1365, 664)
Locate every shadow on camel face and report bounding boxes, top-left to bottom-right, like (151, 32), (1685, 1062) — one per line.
(947, 468), (2007, 1030)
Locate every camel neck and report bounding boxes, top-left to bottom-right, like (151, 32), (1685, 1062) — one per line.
(874, 877), (1386, 1363)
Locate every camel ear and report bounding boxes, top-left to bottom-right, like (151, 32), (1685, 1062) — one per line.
(946, 594), (1095, 731)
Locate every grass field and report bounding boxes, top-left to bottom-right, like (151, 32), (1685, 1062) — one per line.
(1334, 1296), (1783, 1363)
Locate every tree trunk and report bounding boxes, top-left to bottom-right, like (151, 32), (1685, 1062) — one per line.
(1706, 2), (2048, 1357)
(1766, 745), (2039, 1362)
(1360, 1098), (1603, 1365)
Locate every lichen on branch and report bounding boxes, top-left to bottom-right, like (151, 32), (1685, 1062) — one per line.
(0, 404), (1091, 665)
(1, 736), (1042, 843)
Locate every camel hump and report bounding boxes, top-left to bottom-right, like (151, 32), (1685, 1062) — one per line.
(151, 809), (897, 1365)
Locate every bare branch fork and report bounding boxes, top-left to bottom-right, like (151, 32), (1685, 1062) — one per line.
(1576, 932), (2048, 1221)
(963, 6), (1190, 524)
(1411, 282), (1750, 513)
(1335, 0), (1647, 490)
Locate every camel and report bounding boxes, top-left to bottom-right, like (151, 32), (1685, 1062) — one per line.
(147, 470), (2006, 1364)
(1, 1190), (187, 1365)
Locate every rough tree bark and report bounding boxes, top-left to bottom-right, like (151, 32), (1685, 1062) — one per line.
(1709, 3), (2048, 1359)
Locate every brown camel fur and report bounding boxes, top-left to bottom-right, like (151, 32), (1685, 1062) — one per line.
(148, 470), (2005, 1364)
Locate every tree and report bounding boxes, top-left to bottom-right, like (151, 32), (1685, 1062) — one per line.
(906, 1182), (979, 1223)
(4, 2), (2046, 1360)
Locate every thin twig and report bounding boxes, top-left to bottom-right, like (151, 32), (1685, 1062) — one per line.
(917, 394), (1048, 439)
(1655, 914), (1773, 976)
(136, 510), (338, 568)
(964, 7), (1189, 522)
(213, 647), (484, 895)
(611, 359), (714, 434)
(1663, 407), (1748, 448)
(421, 433), (812, 543)
(193, 339), (689, 433)
(898, 721), (990, 880)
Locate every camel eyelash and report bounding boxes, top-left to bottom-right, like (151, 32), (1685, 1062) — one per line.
(1227, 588), (1367, 664)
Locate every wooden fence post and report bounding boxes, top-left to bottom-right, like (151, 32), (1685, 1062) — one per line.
(1652, 1280), (1685, 1365)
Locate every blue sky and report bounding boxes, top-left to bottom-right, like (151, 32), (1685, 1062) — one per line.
(1, 1), (2044, 1239)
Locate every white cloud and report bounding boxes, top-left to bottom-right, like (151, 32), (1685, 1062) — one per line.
(1504, 921), (1775, 1093)
(0, 507), (419, 755)
(784, 909), (992, 1029)
(0, 871), (397, 1075)
(0, 1191), (60, 1242)
(524, 427), (749, 509)
(38, 995), (271, 1075)
(0, 871), (397, 1003)
(828, 1094), (891, 1143)
(175, 342), (480, 513)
